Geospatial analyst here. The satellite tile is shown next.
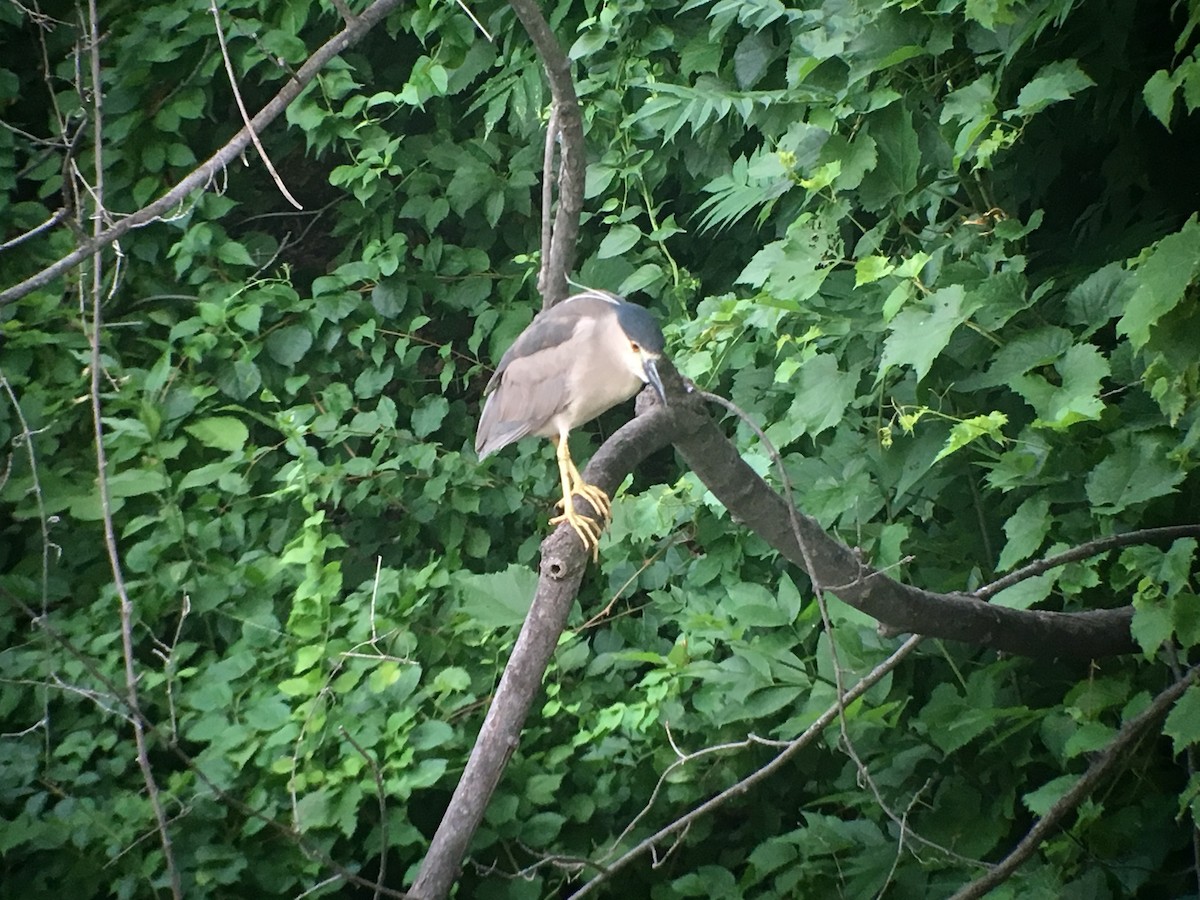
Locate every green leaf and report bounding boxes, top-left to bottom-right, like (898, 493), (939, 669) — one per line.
(1132, 590), (1173, 658)
(454, 565), (537, 629)
(266, 325), (314, 367)
(1117, 216), (1200, 348)
(880, 285), (979, 382)
(1143, 69), (1178, 129)
(733, 31), (773, 90)
(997, 496), (1051, 570)
(1166, 685), (1200, 756)
(597, 223), (642, 259)
(932, 411), (1008, 463)
(411, 396), (448, 438)
(1010, 60), (1096, 118)
(522, 811), (566, 846)
(770, 353), (857, 442)
(859, 103), (919, 210)
(184, 416), (249, 452)
(1086, 432), (1185, 513)
(408, 721), (454, 750)
(217, 357), (261, 400)
(855, 255), (894, 286)
(104, 468), (169, 497)
(992, 571), (1058, 610)
(1023, 775), (1076, 816)
(1014, 343), (1110, 430)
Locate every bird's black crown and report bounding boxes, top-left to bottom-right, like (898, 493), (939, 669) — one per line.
(615, 301), (665, 353)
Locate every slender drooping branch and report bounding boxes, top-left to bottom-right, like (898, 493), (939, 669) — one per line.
(82, 1), (180, 893)
(0, 0), (405, 306)
(974, 524), (1200, 600)
(949, 666), (1199, 899)
(570, 635), (928, 898)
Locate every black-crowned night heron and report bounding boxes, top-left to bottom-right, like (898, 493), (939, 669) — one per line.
(475, 289), (667, 558)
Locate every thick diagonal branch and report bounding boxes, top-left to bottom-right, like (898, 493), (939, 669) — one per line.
(660, 366), (1138, 659)
(406, 411), (673, 899)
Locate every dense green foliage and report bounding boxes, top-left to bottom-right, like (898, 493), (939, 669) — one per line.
(3, 0), (1200, 896)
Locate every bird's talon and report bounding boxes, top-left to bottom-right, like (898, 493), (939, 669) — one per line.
(549, 508), (603, 561)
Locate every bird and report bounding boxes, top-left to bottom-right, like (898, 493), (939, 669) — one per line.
(475, 289), (667, 559)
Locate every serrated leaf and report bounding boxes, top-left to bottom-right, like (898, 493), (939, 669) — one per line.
(1023, 775), (1077, 816)
(880, 285), (979, 382)
(1086, 432), (1184, 513)
(267, 324), (314, 367)
(997, 496), (1051, 570)
(1117, 216), (1200, 348)
(1166, 685), (1200, 756)
(1131, 594), (1173, 658)
(455, 565), (537, 629)
(933, 411), (1008, 463)
(1011, 60), (1095, 117)
(733, 31), (773, 90)
(855, 255), (894, 286)
(859, 103), (919, 210)
(184, 416), (249, 452)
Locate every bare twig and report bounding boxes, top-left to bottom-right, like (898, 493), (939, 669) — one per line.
(975, 524), (1200, 601)
(0, 207), (68, 251)
(209, 0), (303, 210)
(81, 0), (180, 893)
(0, 0), (406, 306)
(0, 371), (58, 762)
(949, 666), (1199, 899)
(538, 103), (558, 295)
(451, 0), (493, 41)
(570, 635), (927, 897)
(341, 727), (389, 900)
(2, 588), (411, 900)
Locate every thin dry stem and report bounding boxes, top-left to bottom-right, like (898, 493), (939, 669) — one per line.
(209, 0), (303, 210)
(82, 0), (180, 892)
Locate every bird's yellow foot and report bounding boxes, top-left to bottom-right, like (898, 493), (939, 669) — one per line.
(556, 480), (612, 522)
(551, 436), (612, 561)
(549, 493), (604, 561)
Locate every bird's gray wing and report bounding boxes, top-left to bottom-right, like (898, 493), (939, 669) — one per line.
(476, 325), (589, 458)
(482, 295), (615, 395)
(483, 313), (577, 396)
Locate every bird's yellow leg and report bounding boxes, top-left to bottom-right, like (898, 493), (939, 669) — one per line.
(553, 438), (612, 520)
(548, 437), (608, 559)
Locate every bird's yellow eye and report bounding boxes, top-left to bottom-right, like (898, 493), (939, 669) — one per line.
(630, 341), (641, 352)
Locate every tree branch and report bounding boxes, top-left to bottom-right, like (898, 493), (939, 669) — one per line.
(0, 0), (405, 306)
(570, 635), (927, 897)
(660, 368), (1139, 659)
(974, 525), (1200, 600)
(83, 0), (179, 891)
(507, 0), (585, 307)
(949, 666), (1199, 899)
(407, 411), (674, 899)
